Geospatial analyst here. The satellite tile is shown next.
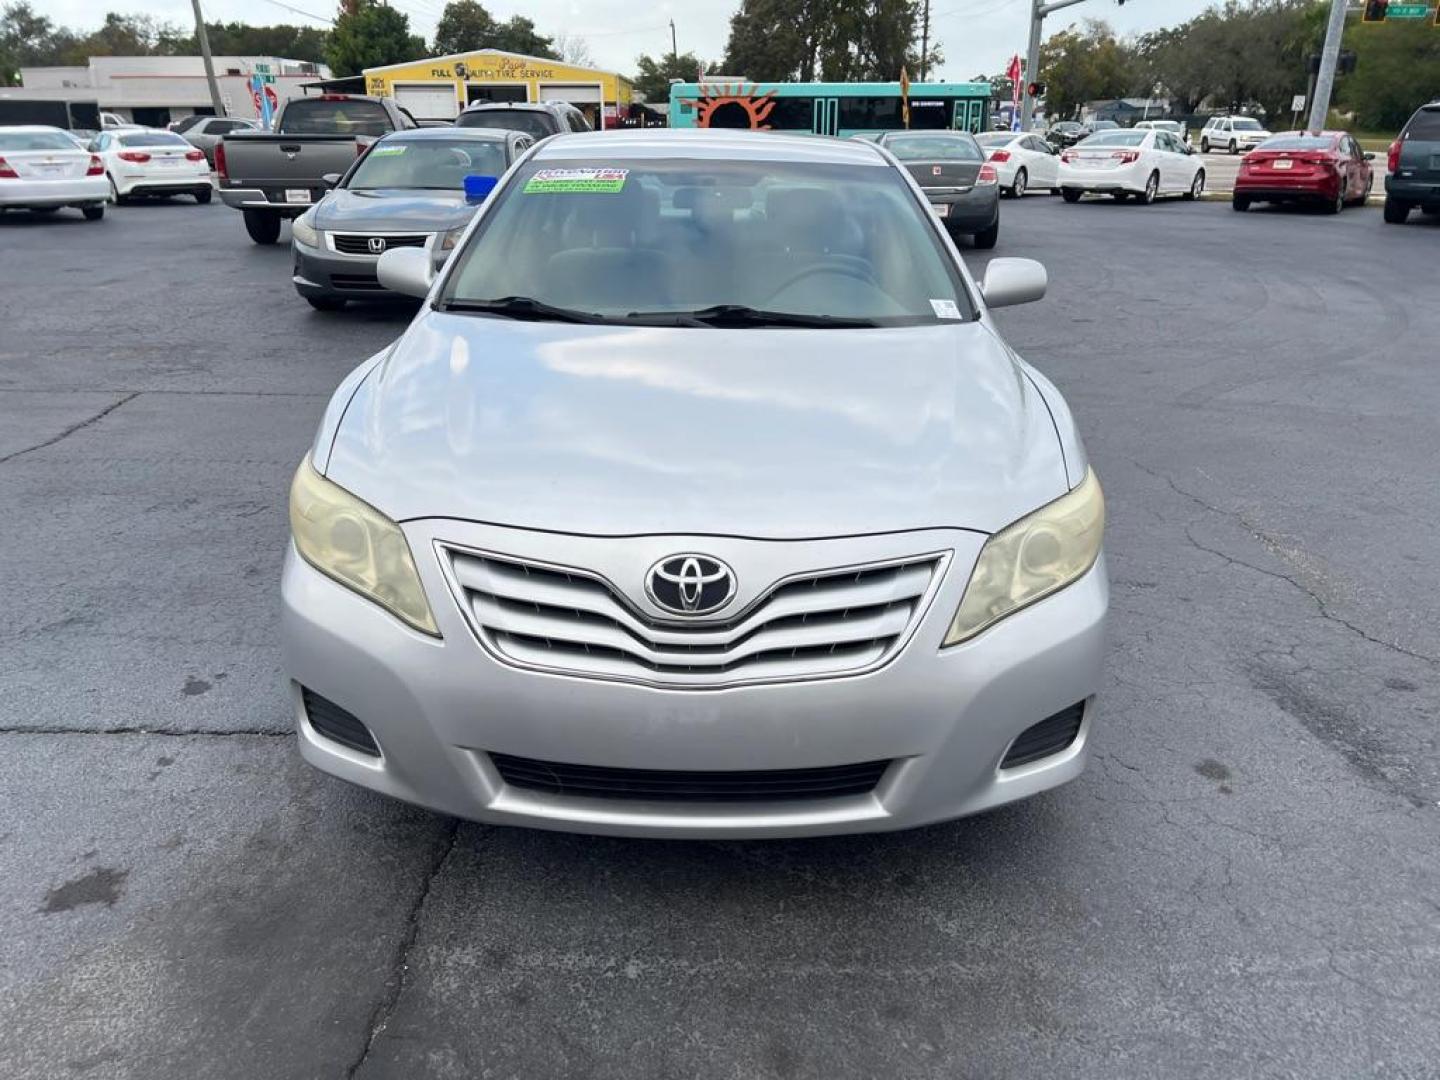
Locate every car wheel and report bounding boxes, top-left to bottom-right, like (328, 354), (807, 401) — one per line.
(1184, 169), (1205, 201)
(194, 186), (212, 204)
(1349, 175), (1372, 208)
(1009, 168), (1027, 199)
(1201, 137), (1210, 153)
(1232, 195), (1250, 212)
(972, 221), (999, 250)
(1382, 197), (1411, 225)
(81, 204), (105, 221)
(107, 175), (127, 205)
(304, 295), (347, 312)
(243, 209), (282, 245)
(1228, 139), (1237, 154)
(1061, 187), (1082, 203)
(1138, 172), (1159, 205)
(1324, 184), (1344, 215)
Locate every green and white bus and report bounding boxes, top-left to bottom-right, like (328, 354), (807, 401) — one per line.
(667, 80), (992, 137)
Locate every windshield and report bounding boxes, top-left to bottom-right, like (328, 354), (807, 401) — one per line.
(884, 133), (983, 161)
(348, 138), (508, 189)
(1146, 122), (1180, 133)
(279, 98), (391, 136)
(1089, 121), (1118, 130)
(440, 157), (974, 327)
(1078, 131), (1147, 148)
(456, 109), (555, 139)
(170, 115), (205, 134)
(1257, 134), (1335, 151)
(0, 130), (78, 151)
(1052, 123), (1081, 132)
(1232, 119), (1264, 131)
(119, 132), (189, 148)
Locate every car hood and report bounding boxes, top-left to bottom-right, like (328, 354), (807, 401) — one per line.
(314, 188), (476, 232)
(323, 314), (1069, 538)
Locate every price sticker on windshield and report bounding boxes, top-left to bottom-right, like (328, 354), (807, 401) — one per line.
(523, 168), (628, 194)
(370, 145), (407, 157)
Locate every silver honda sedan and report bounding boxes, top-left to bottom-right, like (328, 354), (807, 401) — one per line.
(283, 129), (1107, 838)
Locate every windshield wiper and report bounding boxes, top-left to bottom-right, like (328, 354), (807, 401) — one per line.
(438, 296), (603, 324)
(623, 304), (879, 329)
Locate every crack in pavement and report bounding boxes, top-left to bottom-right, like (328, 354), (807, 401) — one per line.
(1133, 459), (1438, 668)
(346, 817), (461, 1079)
(0, 726), (290, 738)
(0, 391), (140, 465)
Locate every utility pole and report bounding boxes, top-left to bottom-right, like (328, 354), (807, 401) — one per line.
(920, 0), (931, 81)
(1306, 0), (1347, 132)
(1021, 0), (1094, 131)
(190, 0), (226, 117)
(670, 19), (678, 60)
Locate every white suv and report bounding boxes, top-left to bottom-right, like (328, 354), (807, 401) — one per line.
(1200, 115), (1272, 155)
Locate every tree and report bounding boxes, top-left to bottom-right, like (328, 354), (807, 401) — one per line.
(553, 31), (592, 68)
(1038, 20), (1132, 120)
(488, 15), (557, 58)
(433, 1), (558, 59)
(1337, 19), (1440, 129)
(722, 0), (938, 83)
(633, 51), (708, 101)
(1, 1), (59, 83)
(326, 0), (424, 77)
(176, 22), (330, 65)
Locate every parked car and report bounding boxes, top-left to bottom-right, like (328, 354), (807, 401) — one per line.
(283, 128), (1106, 839)
(1200, 115), (1271, 154)
(1383, 100), (1440, 225)
(974, 130), (1059, 197)
(89, 128), (212, 204)
(1232, 131), (1373, 214)
(1044, 121), (1084, 148)
(217, 94), (418, 245)
(0, 125), (107, 220)
(1059, 128), (1205, 204)
(1079, 119), (1119, 138)
(291, 127), (533, 310)
(876, 129), (1000, 247)
(453, 100), (592, 139)
(177, 115), (259, 165)
(1133, 119), (1189, 145)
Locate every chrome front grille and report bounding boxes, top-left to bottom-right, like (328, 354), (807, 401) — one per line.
(441, 547), (947, 689)
(330, 233), (429, 255)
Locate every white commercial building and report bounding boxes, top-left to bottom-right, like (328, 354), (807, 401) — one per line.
(0, 55), (332, 129)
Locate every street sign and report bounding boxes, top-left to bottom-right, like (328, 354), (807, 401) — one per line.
(1386, 3), (1429, 14)
(1292, 94), (1307, 112)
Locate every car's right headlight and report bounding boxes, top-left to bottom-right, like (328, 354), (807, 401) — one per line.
(289, 457), (439, 636)
(942, 468), (1104, 646)
(291, 211), (321, 248)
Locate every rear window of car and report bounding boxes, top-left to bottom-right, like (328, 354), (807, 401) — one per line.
(1089, 121), (1118, 130)
(884, 133), (983, 161)
(455, 109), (557, 140)
(119, 132), (189, 147)
(278, 98), (392, 136)
(1258, 135), (1335, 151)
(1077, 131), (1146, 147)
(348, 138), (509, 189)
(0, 130), (77, 151)
(1404, 107), (1440, 140)
(974, 132), (1015, 146)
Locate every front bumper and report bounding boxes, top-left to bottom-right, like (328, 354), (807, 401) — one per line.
(281, 520), (1109, 838)
(293, 237), (446, 300)
(0, 176), (108, 208)
(924, 186), (999, 232)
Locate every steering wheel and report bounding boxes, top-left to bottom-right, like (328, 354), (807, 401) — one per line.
(765, 261), (877, 300)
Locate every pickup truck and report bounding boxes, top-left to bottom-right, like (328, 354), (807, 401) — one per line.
(216, 94), (418, 244)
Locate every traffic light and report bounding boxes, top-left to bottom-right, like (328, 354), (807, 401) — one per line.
(1027, 81), (1046, 97)
(1362, 0), (1387, 22)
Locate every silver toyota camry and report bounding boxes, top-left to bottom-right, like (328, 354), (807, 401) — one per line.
(283, 129), (1107, 838)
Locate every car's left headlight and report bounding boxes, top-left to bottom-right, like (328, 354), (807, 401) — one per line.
(439, 225), (467, 252)
(942, 468), (1104, 646)
(289, 457), (439, 636)
(291, 211), (321, 248)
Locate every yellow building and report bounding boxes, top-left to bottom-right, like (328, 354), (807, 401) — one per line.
(363, 49), (633, 128)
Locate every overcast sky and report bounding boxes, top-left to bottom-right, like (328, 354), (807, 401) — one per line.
(32, 0), (1214, 79)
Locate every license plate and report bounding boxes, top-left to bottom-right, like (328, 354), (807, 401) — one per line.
(930, 203), (949, 218)
(37, 164), (66, 175)
(285, 188), (311, 204)
(1272, 159), (1293, 170)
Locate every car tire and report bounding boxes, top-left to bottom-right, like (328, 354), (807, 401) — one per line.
(1138, 172), (1159, 205)
(972, 221), (999, 249)
(194, 186), (213, 204)
(108, 175), (127, 205)
(304, 295), (347, 312)
(1009, 168), (1027, 199)
(1184, 169), (1205, 200)
(81, 204), (105, 221)
(243, 209), (282, 245)
(1228, 139), (1237, 154)
(1349, 175), (1372, 208)
(1324, 184), (1344, 215)
(1382, 197), (1410, 225)
(1232, 195), (1250, 212)
(1061, 187), (1082, 203)
(1201, 137), (1210, 153)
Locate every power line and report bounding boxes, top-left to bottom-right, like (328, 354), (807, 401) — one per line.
(256, 0), (336, 24)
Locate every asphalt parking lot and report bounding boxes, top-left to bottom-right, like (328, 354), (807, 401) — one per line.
(2, 194), (1438, 1079)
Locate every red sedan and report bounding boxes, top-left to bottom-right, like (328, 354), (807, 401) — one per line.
(1232, 131), (1375, 214)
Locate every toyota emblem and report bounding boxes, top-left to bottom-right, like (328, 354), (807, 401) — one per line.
(368, 237), (387, 254)
(646, 554), (736, 616)
(932, 165), (943, 176)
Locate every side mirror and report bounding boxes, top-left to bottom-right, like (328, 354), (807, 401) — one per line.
(1364, 152), (1376, 161)
(376, 247), (435, 299)
(320, 173), (342, 188)
(980, 257), (1047, 310)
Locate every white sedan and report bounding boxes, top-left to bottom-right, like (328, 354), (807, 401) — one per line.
(88, 128), (213, 204)
(974, 130), (1060, 197)
(1058, 128), (1206, 205)
(0, 125), (108, 220)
